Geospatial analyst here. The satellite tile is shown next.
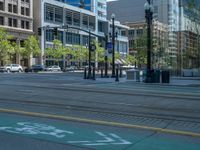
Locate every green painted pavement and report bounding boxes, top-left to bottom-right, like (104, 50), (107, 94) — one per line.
(0, 114), (199, 150)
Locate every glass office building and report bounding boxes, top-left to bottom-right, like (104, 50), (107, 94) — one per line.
(55, 0), (92, 10)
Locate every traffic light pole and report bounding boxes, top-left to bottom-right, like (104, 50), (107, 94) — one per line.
(104, 34), (109, 78)
(88, 31), (92, 79)
(145, 0), (153, 83)
(111, 17), (116, 78)
(38, 27), (46, 66)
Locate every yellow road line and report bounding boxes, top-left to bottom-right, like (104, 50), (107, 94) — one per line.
(0, 108), (199, 138)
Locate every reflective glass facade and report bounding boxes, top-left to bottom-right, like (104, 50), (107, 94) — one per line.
(55, 0), (92, 10)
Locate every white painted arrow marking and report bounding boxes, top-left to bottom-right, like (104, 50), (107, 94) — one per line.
(95, 131), (115, 143)
(109, 133), (132, 145)
(68, 131), (132, 146)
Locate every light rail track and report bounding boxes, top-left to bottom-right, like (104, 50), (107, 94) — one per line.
(0, 97), (200, 124)
(0, 83), (200, 100)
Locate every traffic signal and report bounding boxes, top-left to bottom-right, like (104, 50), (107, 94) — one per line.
(90, 44), (96, 52)
(53, 27), (58, 37)
(38, 27), (42, 36)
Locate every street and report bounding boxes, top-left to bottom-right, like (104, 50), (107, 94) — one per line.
(0, 73), (200, 150)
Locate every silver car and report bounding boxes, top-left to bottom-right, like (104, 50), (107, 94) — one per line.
(0, 64), (23, 73)
(46, 65), (61, 72)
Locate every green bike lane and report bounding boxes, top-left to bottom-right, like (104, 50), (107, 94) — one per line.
(0, 112), (199, 150)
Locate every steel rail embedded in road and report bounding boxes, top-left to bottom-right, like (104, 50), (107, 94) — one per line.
(0, 97), (200, 124)
(0, 83), (200, 100)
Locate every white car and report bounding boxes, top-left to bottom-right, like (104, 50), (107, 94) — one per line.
(65, 66), (77, 72)
(46, 65), (61, 72)
(0, 64), (23, 73)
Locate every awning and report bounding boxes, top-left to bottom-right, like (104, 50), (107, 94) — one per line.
(115, 59), (126, 65)
(115, 59), (122, 65)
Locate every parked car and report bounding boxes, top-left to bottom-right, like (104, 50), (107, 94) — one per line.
(45, 65), (61, 72)
(26, 65), (45, 72)
(0, 64), (23, 73)
(65, 66), (77, 72)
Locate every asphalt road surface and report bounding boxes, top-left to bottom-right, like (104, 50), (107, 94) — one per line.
(0, 73), (199, 150)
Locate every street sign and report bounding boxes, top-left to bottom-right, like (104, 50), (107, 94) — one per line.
(107, 42), (113, 53)
(107, 42), (113, 49)
(90, 44), (96, 52)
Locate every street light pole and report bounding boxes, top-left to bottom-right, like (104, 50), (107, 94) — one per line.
(104, 34), (108, 77)
(145, 0), (153, 82)
(111, 13), (116, 77)
(88, 30), (92, 79)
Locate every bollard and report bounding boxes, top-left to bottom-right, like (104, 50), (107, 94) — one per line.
(93, 67), (96, 80)
(84, 68), (87, 79)
(119, 68), (122, 78)
(115, 68), (119, 82)
(101, 68), (103, 78)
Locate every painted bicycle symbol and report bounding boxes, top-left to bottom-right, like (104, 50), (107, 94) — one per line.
(0, 122), (74, 138)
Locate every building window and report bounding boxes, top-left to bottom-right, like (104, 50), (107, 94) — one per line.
(73, 12), (80, 26)
(66, 32), (72, 44)
(129, 40), (135, 48)
(58, 31), (63, 43)
(0, 16), (4, 25)
(21, 20), (25, 28)
(82, 35), (88, 46)
(98, 22), (103, 32)
(45, 4), (54, 21)
(21, 7), (30, 16)
(21, 7), (25, 15)
(137, 29), (143, 35)
(13, 5), (17, 13)
(89, 17), (95, 30)
(128, 30), (135, 36)
(44, 3), (63, 23)
(66, 32), (80, 45)
(65, 10), (72, 25)
(26, 8), (30, 16)
(8, 18), (12, 26)
(8, 4), (18, 14)
(0, 2), (4, 11)
(82, 15), (88, 29)
(8, 18), (18, 27)
(21, 0), (30, 3)
(121, 30), (126, 36)
(13, 19), (17, 27)
(8, 4), (12, 12)
(26, 21), (29, 29)
(55, 6), (63, 23)
(21, 20), (30, 29)
(46, 29), (54, 42)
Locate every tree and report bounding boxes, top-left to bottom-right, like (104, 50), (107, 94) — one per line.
(152, 36), (170, 69)
(11, 42), (24, 64)
(133, 31), (147, 68)
(45, 40), (64, 65)
(125, 54), (137, 66)
(63, 46), (75, 67)
(0, 28), (14, 65)
(72, 45), (88, 68)
(92, 40), (105, 67)
(22, 35), (41, 67)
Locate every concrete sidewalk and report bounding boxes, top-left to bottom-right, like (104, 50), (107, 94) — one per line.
(94, 76), (200, 87)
